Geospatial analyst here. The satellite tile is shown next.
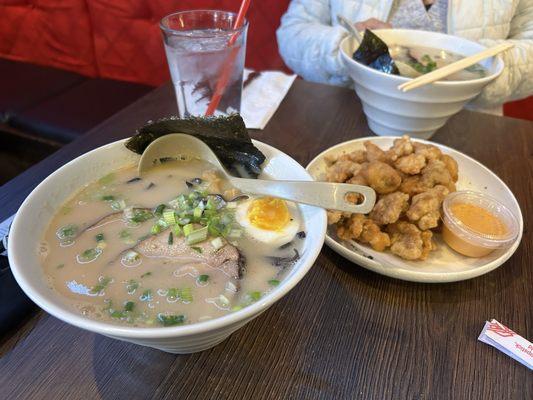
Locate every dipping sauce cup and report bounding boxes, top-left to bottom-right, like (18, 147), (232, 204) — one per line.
(442, 191), (519, 257)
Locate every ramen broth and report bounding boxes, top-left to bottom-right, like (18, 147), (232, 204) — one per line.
(40, 160), (304, 327)
(390, 45), (488, 80)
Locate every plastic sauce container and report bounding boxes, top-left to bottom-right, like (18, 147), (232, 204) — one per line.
(441, 191), (519, 257)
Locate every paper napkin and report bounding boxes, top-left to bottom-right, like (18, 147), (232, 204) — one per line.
(241, 69), (297, 130)
(479, 319), (533, 370)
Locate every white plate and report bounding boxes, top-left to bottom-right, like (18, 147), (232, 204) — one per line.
(306, 137), (523, 283)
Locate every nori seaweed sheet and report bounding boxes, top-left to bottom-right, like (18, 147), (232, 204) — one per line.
(353, 29), (399, 75)
(125, 114), (266, 178)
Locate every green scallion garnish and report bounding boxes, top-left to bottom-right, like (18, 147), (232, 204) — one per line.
(249, 291), (262, 302)
(163, 209), (177, 225)
(140, 289), (152, 301)
(126, 279), (139, 294)
(157, 314), (185, 327)
(90, 276), (112, 294)
(186, 226), (208, 245)
(124, 301), (135, 312)
(154, 204), (166, 217)
(77, 248), (102, 263)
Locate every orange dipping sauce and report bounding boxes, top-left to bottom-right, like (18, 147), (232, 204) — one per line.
(450, 203), (507, 237)
(442, 196), (513, 258)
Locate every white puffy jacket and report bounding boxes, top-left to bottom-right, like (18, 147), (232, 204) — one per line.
(277, 0), (533, 108)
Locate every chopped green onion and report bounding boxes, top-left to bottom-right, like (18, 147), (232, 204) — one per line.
(248, 291), (262, 302)
(110, 199), (126, 211)
(178, 217), (191, 226)
(207, 218), (225, 237)
(193, 206), (203, 219)
(129, 209), (154, 223)
(179, 287), (193, 303)
(95, 233), (105, 242)
(101, 195), (115, 201)
(163, 209), (177, 225)
(157, 219), (169, 228)
(126, 279), (139, 294)
(56, 263), (65, 269)
(231, 305), (243, 312)
(77, 248), (102, 263)
(206, 198), (217, 210)
(211, 237), (224, 250)
(151, 224), (162, 235)
(268, 279), (280, 286)
(57, 224), (78, 240)
(190, 246), (203, 253)
(167, 288), (178, 301)
(90, 276), (112, 294)
(183, 223), (194, 236)
(124, 301), (135, 312)
(154, 204), (166, 217)
(110, 310), (126, 319)
(172, 225), (182, 236)
(189, 191), (202, 201)
(167, 232), (174, 245)
(187, 226), (208, 245)
(221, 213), (233, 225)
(140, 289), (152, 301)
(197, 274), (209, 284)
(122, 251), (140, 266)
(140, 272), (152, 278)
(157, 314), (185, 327)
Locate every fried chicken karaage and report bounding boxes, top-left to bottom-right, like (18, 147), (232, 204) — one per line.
(324, 135), (458, 261)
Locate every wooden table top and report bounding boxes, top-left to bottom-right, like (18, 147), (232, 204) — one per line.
(0, 80), (531, 400)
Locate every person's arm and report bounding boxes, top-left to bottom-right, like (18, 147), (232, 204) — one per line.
(276, 0), (351, 86)
(472, 0), (533, 107)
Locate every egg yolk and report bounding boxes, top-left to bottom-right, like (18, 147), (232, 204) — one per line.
(247, 197), (290, 231)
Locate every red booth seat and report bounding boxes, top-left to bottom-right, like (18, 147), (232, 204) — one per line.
(0, 0), (290, 87)
(0, 0), (530, 120)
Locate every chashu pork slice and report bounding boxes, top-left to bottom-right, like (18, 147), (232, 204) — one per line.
(135, 233), (245, 281)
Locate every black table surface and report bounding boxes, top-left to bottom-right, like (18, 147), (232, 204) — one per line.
(0, 80), (531, 400)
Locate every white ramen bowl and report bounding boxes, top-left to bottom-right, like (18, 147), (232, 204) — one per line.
(8, 138), (327, 354)
(340, 30), (504, 139)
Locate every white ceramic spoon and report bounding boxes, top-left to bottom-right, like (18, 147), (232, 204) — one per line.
(138, 133), (376, 214)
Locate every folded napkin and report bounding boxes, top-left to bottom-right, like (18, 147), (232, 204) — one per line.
(241, 69), (297, 130)
(479, 319), (533, 370)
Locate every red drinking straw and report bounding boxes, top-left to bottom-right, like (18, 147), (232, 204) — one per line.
(205, 0), (251, 116)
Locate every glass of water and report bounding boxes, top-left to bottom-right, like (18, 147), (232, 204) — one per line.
(160, 10), (248, 117)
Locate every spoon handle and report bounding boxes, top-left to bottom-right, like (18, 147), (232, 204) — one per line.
(229, 179), (376, 214)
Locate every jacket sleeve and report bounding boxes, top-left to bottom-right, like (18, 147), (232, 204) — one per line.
(472, 0), (533, 107)
(276, 0), (351, 86)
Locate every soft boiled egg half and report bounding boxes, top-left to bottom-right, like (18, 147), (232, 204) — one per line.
(235, 197), (301, 246)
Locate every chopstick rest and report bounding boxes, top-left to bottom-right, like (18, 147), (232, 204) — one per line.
(478, 319), (533, 370)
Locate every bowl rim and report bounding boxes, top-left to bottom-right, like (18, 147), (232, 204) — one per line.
(339, 29), (505, 86)
(8, 138), (327, 339)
